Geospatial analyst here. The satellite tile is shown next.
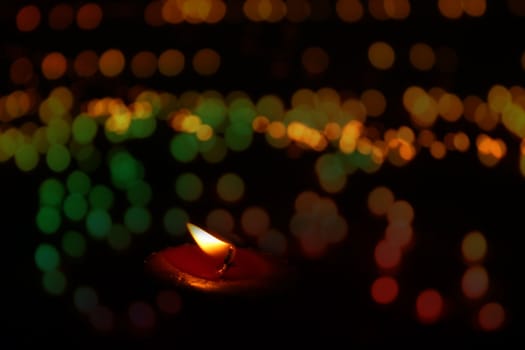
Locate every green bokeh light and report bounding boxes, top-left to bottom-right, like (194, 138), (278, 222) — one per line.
(46, 118), (71, 144)
(124, 206), (152, 234)
(194, 98), (227, 129)
(63, 193), (88, 221)
(108, 224), (131, 251)
(66, 170), (91, 195)
(170, 133), (199, 163)
(62, 230), (86, 258)
(225, 122), (253, 151)
(72, 115), (97, 144)
(105, 127), (129, 143)
(74, 144), (101, 173)
(86, 209), (112, 239)
(39, 178), (65, 206)
(35, 243), (60, 271)
(229, 101), (256, 125)
(163, 207), (189, 236)
(126, 180), (153, 206)
(129, 116), (157, 139)
(14, 143), (39, 171)
(32, 127), (50, 154)
(256, 95), (284, 121)
(42, 270), (67, 295)
(36, 206), (61, 234)
(175, 173), (203, 202)
(88, 185), (115, 210)
(109, 151), (141, 189)
(0, 132), (17, 158)
(39, 97), (66, 121)
(217, 173), (245, 202)
(74, 286), (98, 313)
(46, 143), (71, 172)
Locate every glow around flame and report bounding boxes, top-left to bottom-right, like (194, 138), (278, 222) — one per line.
(187, 223), (232, 260)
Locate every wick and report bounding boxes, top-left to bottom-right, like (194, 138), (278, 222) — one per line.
(217, 245), (236, 277)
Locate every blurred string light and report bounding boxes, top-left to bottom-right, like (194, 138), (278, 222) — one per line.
(367, 188), (415, 306)
(3, 0), (519, 335)
(13, 0), (506, 29)
(3, 84), (525, 176)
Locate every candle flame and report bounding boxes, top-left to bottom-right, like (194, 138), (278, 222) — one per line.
(187, 223), (233, 260)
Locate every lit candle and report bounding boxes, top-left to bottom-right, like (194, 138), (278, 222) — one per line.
(146, 223), (294, 295)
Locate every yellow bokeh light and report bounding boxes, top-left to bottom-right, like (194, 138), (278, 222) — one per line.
(105, 112), (131, 134)
(488, 85), (511, 113)
(462, 230), (487, 263)
(438, 93), (463, 122)
(196, 124), (214, 141)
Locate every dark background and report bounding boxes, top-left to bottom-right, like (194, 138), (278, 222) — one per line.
(1, 0), (522, 347)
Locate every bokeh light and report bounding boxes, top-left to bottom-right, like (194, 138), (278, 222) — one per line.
(158, 49), (185, 77)
(16, 5), (41, 32)
(368, 42), (395, 70)
(302, 47), (330, 75)
(478, 302), (505, 332)
(462, 231), (487, 263)
(99, 49), (126, 77)
(461, 265), (489, 299)
(193, 49), (221, 76)
(49, 4), (74, 31)
(41, 53), (68, 80)
(77, 3), (103, 30)
(2, 0), (519, 341)
(371, 276), (399, 304)
(416, 289), (444, 324)
(216, 173), (245, 202)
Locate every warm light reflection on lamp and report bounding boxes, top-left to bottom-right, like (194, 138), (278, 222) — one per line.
(187, 222), (235, 275)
